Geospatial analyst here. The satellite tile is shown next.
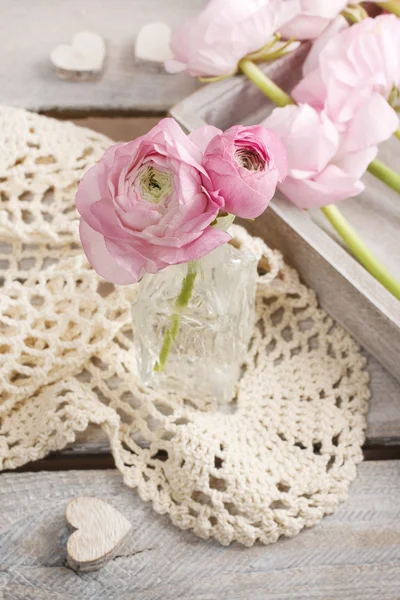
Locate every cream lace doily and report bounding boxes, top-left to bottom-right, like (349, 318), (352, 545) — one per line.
(0, 107), (370, 547)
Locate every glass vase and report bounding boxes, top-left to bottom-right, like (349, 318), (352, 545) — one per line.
(131, 243), (257, 405)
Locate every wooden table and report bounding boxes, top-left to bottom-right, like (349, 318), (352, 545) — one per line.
(1, 1), (400, 598)
(0, 0), (202, 117)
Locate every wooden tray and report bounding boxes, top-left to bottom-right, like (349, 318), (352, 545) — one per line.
(170, 46), (400, 384)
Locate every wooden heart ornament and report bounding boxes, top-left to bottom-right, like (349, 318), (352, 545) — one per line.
(51, 31), (106, 78)
(135, 22), (173, 63)
(66, 497), (132, 572)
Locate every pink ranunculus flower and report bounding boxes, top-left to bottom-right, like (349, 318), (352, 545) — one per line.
(262, 104), (377, 209)
(279, 0), (348, 41)
(201, 124), (288, 219)
(165, 0), (301, 77)
(76, 118), (230, 285)
(300, 15), (349, 78)
(292, 15), (400, 143)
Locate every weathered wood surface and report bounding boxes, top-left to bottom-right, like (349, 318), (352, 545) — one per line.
(0, 0), (202, 115)
(170, 50), (400, 385)
(310, 141), (400, 280)
(366, 355), (400, 446)
(1, 464), (400, 599)
(72, 116), (160, 141)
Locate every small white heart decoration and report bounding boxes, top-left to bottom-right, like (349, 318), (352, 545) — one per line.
(135, 22), (173, 62)
(51, 31), (106, 73)
(66, 496), (132, 572)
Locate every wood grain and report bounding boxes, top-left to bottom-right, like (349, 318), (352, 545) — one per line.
(170, 49), (400, 385)
(71, 116), (160, 141)
(0, 0), (202, 115)
(310, 140), (400, 280)
(1, 464), (400, 599)
(365, 355), (400, 446)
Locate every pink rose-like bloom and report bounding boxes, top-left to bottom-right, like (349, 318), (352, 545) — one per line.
(299, 15), (349, 81)
(76, 118), (230, 285)
(201, 125), (288, 219)
(280, 0), (348, 41)
(165, 0), (301, 77)
(262, 104), (377, 209)
(293, 15), (400, 144)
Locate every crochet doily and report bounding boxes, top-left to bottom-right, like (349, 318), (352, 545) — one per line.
(0, 107), (370, 547)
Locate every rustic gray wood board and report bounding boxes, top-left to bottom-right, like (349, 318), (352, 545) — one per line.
(170, 48), (400, 385)
(366, 355), (400, 446)
(0, 0), (202, 115)
(64, 352), (400, 458)
(1, 464), (400, 599)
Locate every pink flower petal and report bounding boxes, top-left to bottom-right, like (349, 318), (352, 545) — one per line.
(280, 0), (348, 41)
(79, 220), (138, 285)
(188, 125), (222, 154)
(341, 93), (399, 152)
(165, 0), (301, 77)
(279, 165), (364, 209)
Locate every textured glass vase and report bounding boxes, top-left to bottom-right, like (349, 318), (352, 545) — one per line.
(132, 243), (257, 405)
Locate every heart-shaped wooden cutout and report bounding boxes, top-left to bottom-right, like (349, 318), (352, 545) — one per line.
(66, 497), (132, 572)
(51, 31), (106, 74)
(135, 22), (173, 62)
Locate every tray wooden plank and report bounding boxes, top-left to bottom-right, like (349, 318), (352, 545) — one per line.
(367, 356), (400, 446)
(311, 145), (400, 281)
(1, 463), (400, 599)
(170, 49), (400, 384)
(0, 0), (201, 115)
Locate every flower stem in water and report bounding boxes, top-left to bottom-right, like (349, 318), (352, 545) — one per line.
(154, 262), (197, 372)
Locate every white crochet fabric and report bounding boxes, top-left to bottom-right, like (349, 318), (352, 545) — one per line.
(0, 107), (370, 547)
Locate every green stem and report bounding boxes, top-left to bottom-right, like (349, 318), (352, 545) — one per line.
(239, 59), (295, 107)
(322, 206), (400, 300)
(367, 159), (400, 194)
(239, 59), (400, 300)
(154, 262), (197, 372)
(341, 5), (368, 24)
(395, 127), (400, 141)
(377, 1), (400, 16)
